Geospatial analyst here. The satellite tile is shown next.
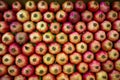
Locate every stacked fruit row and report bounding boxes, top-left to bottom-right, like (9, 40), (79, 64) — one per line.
(0, 0), (120, 80)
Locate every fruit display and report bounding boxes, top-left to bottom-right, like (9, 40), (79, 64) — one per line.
(0, 0), (120, 80)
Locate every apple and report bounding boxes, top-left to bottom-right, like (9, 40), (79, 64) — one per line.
(56, 10), (67, 23)
(8, 65), (20, 76)
(96, 70), (108, 80)
(89, 40), (101, 53)
(0, 43), (7, 56)
(49, 64), (62, 75)
(77, 62), (88, 73)
(10, 21), (22, 33)
(49, 42), (61, 54)
(28, 75), (39, 80)
(102, 60), (114, 72)
(100, 1), (110, 13)
(50, 1), (60, 12)
(37, 0), (48, 13)
(108, 49), (119, 60)
(62, 22), (73, 34)
(89, 60), (101, 73)
(75, 21), (86, 33)
(43, 53), (55, 65)
(114, 40), (120, 51)
(15, 54), (28, 68)
(119, 12), (120, 19)
(43, 32), (54, 43)
(17, 9), (30, 23)
(87, 20), (99, 33)
(62, 1), (74, 12)
(63, 63), (74, 75)
(35, 64), (48, 76)
(31, 11), (42, 22)
(23, 21), (35, 33)
(109, 70), (120, 80)
(75, 0), (86, 12)
(56, 52), (68, 65)
(12, 1), (22, 12)
(43, 73), (55, 80)
(115, 59), (120, 71)
(76, 42), (87, 54)
(95, 30), (106, 42)
(49, 22), (61, 34)
(29, 32), (42, 44)
(0, 75), (12, 80)
(56, 32), (68, 44)
(83, 72), (95, 80)
(82, 31), (93, 43)
(36, 21), (48, 33)
(56, 73), (69, 80)
(96, 51), (108, 62)
(0, 0), (8, 12)
(83, 51), (94, 63)
(101, 20), (112, 32)
(113, 20), (120, 32)
(94, 10), (106, 23)
(112, 1), (120, 11)
(70, 52), (82, 64)
(29, 54), (42, 66)
(2, 32), (14, 45)
(0, 64), (7, 76)
(70, 72), (82, 80)
(102, 39), (113, 51)
(25, 0), (36, 12)
(35, 42), (47, 55)
(0, 21), (9, 33)
(81, 10), (93, 22)
(87, 0), (99, 12)
(107, 10), (118, 22)
(15, 32), (28, 45)
(22, 43), (34, 56)
(0, 13), (3, 21)
(14, 75), (26, 80)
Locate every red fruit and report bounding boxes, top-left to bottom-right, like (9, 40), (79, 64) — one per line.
(62, 22), (73, 34)
(107, 30), (119, 42)
(28, 75), (39, 80)
(113, 20), (120, 32)
(87, 20), (99, 33)
(115, 59), (120, 71)
(49, 64), (62, 75)
(22, 65), (34, 77)
(0, 13), (3, 21)
(94, 10), (106, 23)
(69, 11), (80, 24)
(15, 32), (28, 45)
(81, 10), (93, 22)
(62, 1), (74, 12)
(100, 1), (110, 13)
(75, 21), (86, 33)
(25, 0), (36, 12)
(43, 73), (55, 80)
(35, 64), (48, 76)
(8, 65), (20, 76)
(109, 70), (120, 80)
(95, 30), (106, 42)
(15, 54), (28, 68)
(89, 60), (101, 73)
(107, 10), (118, 22)
(101, 20), (112, 32)
(87, 0), (99, 12)
(63, 63), (74, 75)
(10, 21), (22, 33)
(0, 64), (7, 76)
(112, 1), (120, 11)
(56, 52), (68, 65)
(83, 51), (94, 63)
(118, 12), (120, 19)
(114, 40), (120, 51)
(37, 0), (48, 13)
(0, 0), (8, 12)
(102, 39), (113, 51)
(76, 42), (87, 54)
(31, 11), (42, 22)
(0, 43), (7, 56)
(12, 1), (22, 12)
(36, 21), (48, 33)
(70, 72), (82, 80)
(43, 32), (54, 43)
(49, 22), (61, 34)
(83, 72), (95, 80)
(82, 31), (93, 43)
(75, 0), (86, 12)
(96, 51), (108, 62)
(102, 60), (114, 72)
(14, 75), (26, 80)
(96, 70), (108, 80)
(89, 40), (101, 53)
(29, 54), (42, 66)
(70, 52), (82, 64)
(0, 75), (12, 80)
(35, 42), (47, 55)
(56, 73), (69, 80)
(50, 2), (60, 12)
(0, 21), (9, 33)
(108, 49), (119, 60)
(77, 62), (88, 73)
(56, 10), (67, 23)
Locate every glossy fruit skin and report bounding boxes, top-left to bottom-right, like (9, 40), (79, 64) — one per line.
(96, 70), (108, 80)
(12, 1), (22, 12)
(83, 51), (94, 63)
(62, 22), (73, 34)
(62, 1), (74, 12)
(83, 72), (95, 80)
(96, 51), (108, 62)
(76, 42), (87, 54)
(75, 21), (86, 33)
(82, 31), (93, 43)
(107, 10), (118, 22)
(8, 65), (20, 76)
(102, 39), (113, 51)
(101, 20), (112, 32)
(108, 49), (119, 61)
(0, 21), (9, 33)
(75, 0), (86, 12)
(77, 62), (88, 73)
(31, 11), (42, 22)
(109, 70), (120, 80)
(50, 2), (60, 12)
(100, 1), (110, 13)
(88, 0), (99, 12)
(95, 30), (106, 42)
